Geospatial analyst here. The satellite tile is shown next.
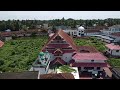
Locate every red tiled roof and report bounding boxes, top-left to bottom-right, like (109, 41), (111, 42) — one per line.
(49, 33), (55, 37)
(0, 29), (42, 37)
(50, 57), (66, 65)
(0, 40), (4, 48)
(85, 29), (101, 33)
(71, 62), (107, 67)
(77, 46), (99, 53)
(105, 44), (120, 50)
(111, 32), (120, 37)
(95, 26), (108, 29)
(40, 73), (75, 79)
(72, 52), (108, 61)
(41, 30), (77, 51)
(0, 32), (12, 37)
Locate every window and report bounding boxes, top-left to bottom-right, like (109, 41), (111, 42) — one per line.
(116, 50), (119, 52)
(91, 60), (94, 62)
(97, 67), (100, 70)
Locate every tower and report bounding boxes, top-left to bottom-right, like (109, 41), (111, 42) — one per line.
(77, 26), (85, 37)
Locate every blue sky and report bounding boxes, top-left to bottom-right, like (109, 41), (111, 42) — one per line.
(0, 11), (120, 20)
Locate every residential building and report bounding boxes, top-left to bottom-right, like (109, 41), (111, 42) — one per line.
(70, 46), (108, 76)
(105, 43), (120, 57)
(33, 29), (110, 77)
(110, 32), (120, 43)
(101, 25), (120, 35)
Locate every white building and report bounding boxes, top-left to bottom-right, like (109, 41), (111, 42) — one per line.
(63, 26), (102, 37)
(105, 43), (120, 57)
(63, 26), (85, 37)
(101, 25), (120, 35)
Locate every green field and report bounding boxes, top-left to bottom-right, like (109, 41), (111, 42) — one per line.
(107, 58), (120, 68)
(0, 36), (48, 72)
(74, 37), (107, 52)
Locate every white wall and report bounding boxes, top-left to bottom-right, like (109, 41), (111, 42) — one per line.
(74, 60), (105, 63)
(5, 37), (12, 41)
(62, 53), (73, 62)
(32, 67), (46, 74)
(111, 50), (120, 56)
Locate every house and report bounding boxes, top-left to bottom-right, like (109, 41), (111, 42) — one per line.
(70, 46), (108, 76)
(63, 26), (85, 37)
(0, 40), (4, 48)
(101, 25), (120, 35)
(105, 43), (120, 57)
(110, 32), (120, 43)
(85, 29), (101, 36)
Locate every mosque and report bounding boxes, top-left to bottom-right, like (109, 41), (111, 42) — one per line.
(63, 26), (101, 37)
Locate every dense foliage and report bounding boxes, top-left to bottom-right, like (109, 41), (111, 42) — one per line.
(0, 36), (48, 72)
(74, 37), (107, 52)
(1, 18), (120, 31)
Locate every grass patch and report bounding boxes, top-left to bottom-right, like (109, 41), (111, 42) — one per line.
(74, 37), (107, 52)
(0, 36), (48, 72)
(57, 65), (76, 73)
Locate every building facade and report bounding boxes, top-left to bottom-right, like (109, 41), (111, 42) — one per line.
(105, 43), (120, 57)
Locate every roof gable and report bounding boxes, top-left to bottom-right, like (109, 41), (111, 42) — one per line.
(41, 30), (77, 51)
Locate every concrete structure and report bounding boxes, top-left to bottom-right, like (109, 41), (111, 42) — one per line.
(57, 67), (80, 79)
(63, 26), (85, 37)
(30, 51), (51, 74)
(101, 25), (120, 35)
(105, 43), (120, 57)
(93, 35), (114, 43)
(110, 32), (120, 43)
